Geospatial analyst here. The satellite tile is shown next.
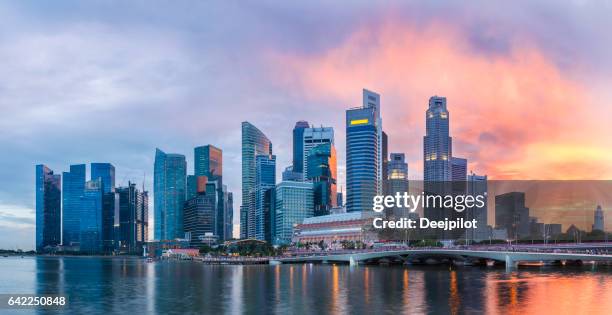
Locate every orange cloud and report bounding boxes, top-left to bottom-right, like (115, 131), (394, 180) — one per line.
(269, 21), (612, 179)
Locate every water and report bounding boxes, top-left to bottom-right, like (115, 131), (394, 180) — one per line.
(0, 257), (611, 314)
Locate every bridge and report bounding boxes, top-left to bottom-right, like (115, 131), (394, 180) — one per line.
(273, 247), (612, 267)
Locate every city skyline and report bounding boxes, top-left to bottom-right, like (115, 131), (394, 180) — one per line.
(3, 1), (612, 249)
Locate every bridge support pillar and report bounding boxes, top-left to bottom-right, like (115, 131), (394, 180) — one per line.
(349, 256), (358, 267)
(505, 255), (518, 268)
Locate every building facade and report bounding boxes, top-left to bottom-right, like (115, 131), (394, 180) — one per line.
(79, 178), (103, 253)
(183, 181), (216, 249)
(62, 164), (86, 247)
(35, 165), (61, 252)
(91, 163), (116, 253)
(495, 192), (530, 240)
(593, 205), (604, 232)
(292, 120), (310, 174)
(274, 181), (314, 245)
(467, 173), (488, 242)
(424, 96), (452, 182)
(386, 153), (409, 218)
(306, 143), (337, 216)
(346, 89), (382, 212)
(154, 148), (187, 240)
(117, 182), (148, 254)
(302, 126), (334, 180)
(255, 154), (276, 242)
(241, 121), (273, 239)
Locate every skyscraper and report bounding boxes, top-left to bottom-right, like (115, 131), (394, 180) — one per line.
(274, 181), (314, 245)
(451, 157), (467, 182)
(91, 163), (116, 253)
(382, 131), (389, 194)
(117, 181), (148, 254)
(154, 148), (187, 240)
(306, 143), (337, 216)
(194, 145), (222, 179)
(79, 178), (103, 253)
(386, 153), (409, 218)
(292, 120), (310, 174)
(593, 205), (604, 232)
(467, 173), (488, 242)
(424, 96), (452, 181)
(345, 89), (382, 212)
(255, 154), (276, 242)
(183, 177), (216, 248)
(302, 126), (334, 180)
(495, 192), (530, 240)
(241, 121), (273, 239)
(62, 164), (86, 247)
(35, 165), (61, 252)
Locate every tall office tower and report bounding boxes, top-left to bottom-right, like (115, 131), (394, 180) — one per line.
(346, 89), (382, 212)
(91, 163), (116, 253)
(194, 145), (222, 178)
(154, 148), (187, 240)
(593, 205), (604, 232)
(194, 144), (230, 241)
(35, 165), (61, 252)
(467, 173), (488, 242)
(186, 175), (197, 200)
(274, 181), (314, 245)
(336, 191), (343, 207)
(306, 143), (337, 216)
(241, 121), (272, 239)
(302, 127), (334, 180)
(495, 192), (530, 240)
(223, 189), (234, 240)
(382, 131), (389, 194)
(424, 96), (452, 181)
(451, 157), (467, 181)
(183, 177), (216, 248)
(79, 178), (103, 253)
(255, 155), (276, 242)
(292, 120), (310, 174)
(386, 153), (409, 218)
(116, 182), (148, 254)
(62, 164), (86, 247)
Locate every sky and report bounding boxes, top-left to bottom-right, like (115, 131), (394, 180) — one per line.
(1, 1), (612, 249)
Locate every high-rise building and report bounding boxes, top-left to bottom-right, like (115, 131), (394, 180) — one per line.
(274, 181), (314, 245)
(382, 131), (389, 194)
(346, 89), (382, 212)
(116, 181), (148, 254)
(223, 189), (234, 241)
(306, 143), (337, 216)
(79, 178), (103, 253)
(91, 163), (116, 253)
(255, 154), (276, 242)
(336, 191), (343, 207)
(467, 173), (488, 242)
(302, 127), (334, 180)
(183, 177), (216, 248)
(186, 175), (198, 200)
(495, 192), (530, 240)
(241, 122), (273, 239)
(282, 166), (303, 182)
(292, 121), (310, 174)
(386, 153), (409, 218)
(62, 164), (86, 247)
(194, 145), (222, 179)
(154, 148), (187, 240)
(451, 157), (467, 182)
(424, 96), (452, 181)
(593, 205), (604, 232)
(35, 165), (61, 252)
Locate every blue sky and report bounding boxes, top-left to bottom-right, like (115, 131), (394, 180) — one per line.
(1, 1), (612, 249)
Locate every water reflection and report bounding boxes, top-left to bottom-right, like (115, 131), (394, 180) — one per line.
(0, 257), (611, 314)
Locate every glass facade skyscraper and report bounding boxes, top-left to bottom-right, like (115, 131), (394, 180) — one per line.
(117, 182), (148, 254)
(292, 120), (310, 174)
(241, 121), (272, 239)
(62, 164), (86, 247)
(386, 153), (409, 218)
(80, 178), (103, 253)
(154, 148), (187, 240)
(35, 165), (61, 252)
(306, 143), (337, 216)
(302, 126), (334, 180)
(255, 154), (276, 242)
(274, 181), (313, 245)
(345, 89), (382, 212)
(424, 96), (452, 181)
(451, 157), (467, 182)
(91, 162), (116, 252)
(194, 145), (222, 178)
